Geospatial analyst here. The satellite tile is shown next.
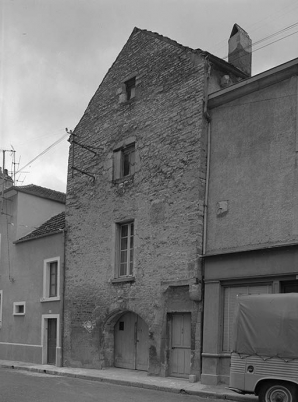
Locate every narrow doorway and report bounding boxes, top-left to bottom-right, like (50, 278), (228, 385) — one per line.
(47, 318), (57, 365)
(114, 312), (148, 370)
(169, 313), (191, 378)
(281, 280), (298, 293)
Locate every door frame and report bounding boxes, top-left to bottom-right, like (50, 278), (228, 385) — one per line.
(114, 312), (148, 371)
(41, 314), (60, 366)
(168, 312), (191, 378)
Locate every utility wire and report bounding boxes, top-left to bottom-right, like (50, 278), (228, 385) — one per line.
(214, 93), (296, 110)
(253, 29), (298, 53)
(209, 1), (298, 53)
(222, 21), (298, 60)
(10, 17), (298, 179)
(252, 21), (298, 48)
(16, 132), (69, 174)
(247, 2), (298, 33)
(219, 28), (298, 69)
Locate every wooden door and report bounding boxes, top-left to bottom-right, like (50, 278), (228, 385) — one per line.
(115, 312), (135, 369)
(136, 316), (148, 370)
(47, 319), (57, 365)
(115, 312), (148, 370)
(170, 313), (191, 377)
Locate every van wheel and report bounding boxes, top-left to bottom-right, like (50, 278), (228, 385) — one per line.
(258, 382), (297, 402)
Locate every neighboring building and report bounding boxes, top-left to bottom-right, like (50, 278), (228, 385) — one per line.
(202, 58), (298, 385)
(0, 168), (13, 191)
(0, 185), (65, 366)
(63, 26), (250, 379)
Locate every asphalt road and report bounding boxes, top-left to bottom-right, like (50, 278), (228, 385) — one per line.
(0, 367), (227, 402)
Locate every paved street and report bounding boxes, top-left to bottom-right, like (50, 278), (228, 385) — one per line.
(0, 368), (227, 402)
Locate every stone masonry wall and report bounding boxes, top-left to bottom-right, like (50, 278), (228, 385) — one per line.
(64, 29), (207, 376)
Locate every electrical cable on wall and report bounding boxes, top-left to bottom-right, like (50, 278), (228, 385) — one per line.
(66, 128), (104, 182)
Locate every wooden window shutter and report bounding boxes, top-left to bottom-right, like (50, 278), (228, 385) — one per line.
(130, 148), (135, 175)
(113, 150), (121, 180)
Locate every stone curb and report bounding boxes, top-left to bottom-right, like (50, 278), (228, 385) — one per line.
(0, 363), (257, 402)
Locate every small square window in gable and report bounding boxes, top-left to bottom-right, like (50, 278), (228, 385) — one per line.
(113, 144), (135, 181)
(125, 77), (136, 100)
(118, 76), (136, 103)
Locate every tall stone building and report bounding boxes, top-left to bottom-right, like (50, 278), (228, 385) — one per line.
(63, 26), (249, 379)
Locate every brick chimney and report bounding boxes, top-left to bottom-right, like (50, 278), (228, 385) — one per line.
(228, 24), (252, 77)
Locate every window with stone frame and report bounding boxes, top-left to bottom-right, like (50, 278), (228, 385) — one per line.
(113, 144), (135, 181)
(116, 221), (134, 277)
(125, 77), (136, 101)
(118, 76), (136, 103)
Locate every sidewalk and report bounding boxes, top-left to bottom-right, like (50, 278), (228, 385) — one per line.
(0, 360), (257, 401)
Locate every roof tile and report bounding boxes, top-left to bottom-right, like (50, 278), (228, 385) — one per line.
(15, 211), (65, 243)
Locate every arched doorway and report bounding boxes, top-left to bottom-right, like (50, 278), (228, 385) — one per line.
(114, 312), (148, 371)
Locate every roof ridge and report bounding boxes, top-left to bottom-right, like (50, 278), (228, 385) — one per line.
(134, 27), (248, 78)
(135, 27), (204, 55)
(6, 184), (66, 204)
(15, 183), (65, 195)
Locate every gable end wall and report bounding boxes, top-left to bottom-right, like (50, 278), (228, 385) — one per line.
(64, 30), (209, 376)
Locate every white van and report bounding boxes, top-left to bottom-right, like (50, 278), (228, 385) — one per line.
(229, 293), (298, 402)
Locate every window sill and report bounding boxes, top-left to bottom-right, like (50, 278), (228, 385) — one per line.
(40, 297), (61, 302)
(13, 313), (25, 316)
(119, 97), (136, 105)
(202, 353), (231, 358)
(113, 175), (134, 185)
(111, 276), (135, 284)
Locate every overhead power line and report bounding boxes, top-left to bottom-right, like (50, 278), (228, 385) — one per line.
(222, 21), (298, 61)
(16, 132), (69, 174)
(252, 21), (298, 48)
(209, 1), (298, 53)
(11, 19), (298, 182)
(253, 29), (298, 54)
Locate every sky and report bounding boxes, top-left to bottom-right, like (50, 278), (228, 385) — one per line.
(1, 0), (298, 193)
